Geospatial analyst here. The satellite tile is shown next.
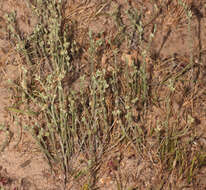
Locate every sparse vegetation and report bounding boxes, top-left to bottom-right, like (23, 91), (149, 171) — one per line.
(0, 0), (206, 189)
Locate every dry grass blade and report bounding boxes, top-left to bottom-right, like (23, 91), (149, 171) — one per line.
(160, 0), (193, 32)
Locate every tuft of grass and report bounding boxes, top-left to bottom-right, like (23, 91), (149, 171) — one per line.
(5, 0), (77, 182)
(3, 0), (206, 188)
